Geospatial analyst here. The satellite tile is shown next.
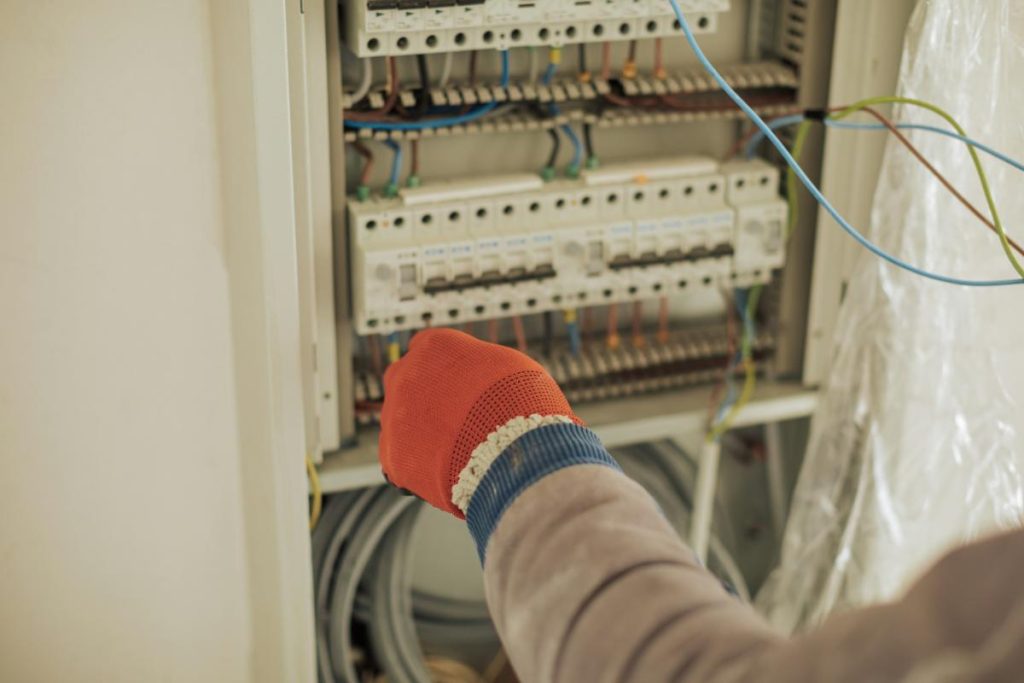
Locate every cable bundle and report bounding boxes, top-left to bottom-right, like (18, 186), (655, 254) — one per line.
(312, 441), (748, 682)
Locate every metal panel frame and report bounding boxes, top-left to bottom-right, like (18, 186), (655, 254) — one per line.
(801, 0), (918, 384)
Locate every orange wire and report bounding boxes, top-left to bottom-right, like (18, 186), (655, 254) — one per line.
(654, 38), (666, 79)
(657, 297), (670, 344)
(623, 40), (638, 79)
(487, 319), (499, 343)
(601, 42), (612, 81)
(631, 301), (646, 347)
(512, 316), (528, 353)
(606, 303), (620, 350)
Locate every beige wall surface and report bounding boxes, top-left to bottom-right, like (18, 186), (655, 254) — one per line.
(0, 2), (252, 680)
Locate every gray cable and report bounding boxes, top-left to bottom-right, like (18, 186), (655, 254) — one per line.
(328, 489), (416, 682)
(314, 490), (375, 683)
(315, 441), (753, 679)
(367, 505), (431, 683)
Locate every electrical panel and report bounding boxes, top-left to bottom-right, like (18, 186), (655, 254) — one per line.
(305, 0), (843, 677)
(345, 0), (731, 57)
(348, 158), (785, 335)
(312, 0), (836, 453)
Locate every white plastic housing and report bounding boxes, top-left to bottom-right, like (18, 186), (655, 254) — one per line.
(344, 0), (731, 58)
(348, 157), (785, 334)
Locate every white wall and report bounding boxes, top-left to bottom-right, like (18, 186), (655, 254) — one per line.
(0, 2), (252, 680)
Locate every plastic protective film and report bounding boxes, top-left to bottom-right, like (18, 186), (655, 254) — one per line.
(756, 0), (1024, 631)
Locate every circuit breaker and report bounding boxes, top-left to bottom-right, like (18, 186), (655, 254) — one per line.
(348, 158), (786, 335)
(345, 0), (731, 56)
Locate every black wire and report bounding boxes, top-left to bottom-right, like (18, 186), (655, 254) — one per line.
(546, 128), (561, 168)
(416, 54), (430, 117)
(578, 43), (587, 74)
(582, 123), (596, 161)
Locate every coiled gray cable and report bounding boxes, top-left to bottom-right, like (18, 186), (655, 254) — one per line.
(313, 441), (749, 681)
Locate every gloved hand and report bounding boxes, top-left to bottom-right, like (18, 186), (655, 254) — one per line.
(379, 328), (581, 517)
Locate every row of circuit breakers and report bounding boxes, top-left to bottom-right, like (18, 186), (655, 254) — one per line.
(349, 157), (786, 335)
(345, 0), (730, 56)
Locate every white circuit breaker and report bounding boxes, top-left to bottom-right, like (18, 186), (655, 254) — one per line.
(344, 0), (731, 57)
(348, 157), (786, 335)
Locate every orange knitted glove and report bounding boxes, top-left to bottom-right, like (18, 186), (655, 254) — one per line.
(379, 328), (581, 517)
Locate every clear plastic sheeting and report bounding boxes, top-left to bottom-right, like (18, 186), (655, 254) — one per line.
(757, 0), (1024, 631)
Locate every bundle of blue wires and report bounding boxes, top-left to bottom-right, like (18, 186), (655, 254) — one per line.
(345, 51), (511, 132)
(541, 52), (582, 175)
(665, 0), (1024, 287)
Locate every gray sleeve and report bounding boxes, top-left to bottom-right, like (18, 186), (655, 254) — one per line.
(481, 464), (1024, 683)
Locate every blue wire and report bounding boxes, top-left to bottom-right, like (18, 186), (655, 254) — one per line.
(745, 114), (1024, 176)
(562, 124), (582, 169)
(345, 51), (510, 131)
(568, 321), (581, 356)
(826, 120), (1024, 175)
(539, 52), (582, 172)
(717, 287), (759, 421)
(542, 62), (557, 86)
(384, 139), (402, 187)
(667, 0), (1024, 287)
(742, 114), (804, 159)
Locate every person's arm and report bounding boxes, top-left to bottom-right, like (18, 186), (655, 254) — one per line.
(380, 329), (1024, 682)
(478, 451), (1024, 682)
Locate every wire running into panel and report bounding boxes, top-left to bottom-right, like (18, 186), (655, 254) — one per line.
(666, 0), (1024, 287)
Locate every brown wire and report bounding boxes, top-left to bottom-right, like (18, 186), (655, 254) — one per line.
(351, 140), (374, 186)
(368, 334), (383, 377)
(728, 105), (1024, 257)
(859, 106), (1024, 258)
(410, 138), (420, 177)
(345, 57), (400, 121)
(631, 301), (645, 347)
(581, 306), (593, 350)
